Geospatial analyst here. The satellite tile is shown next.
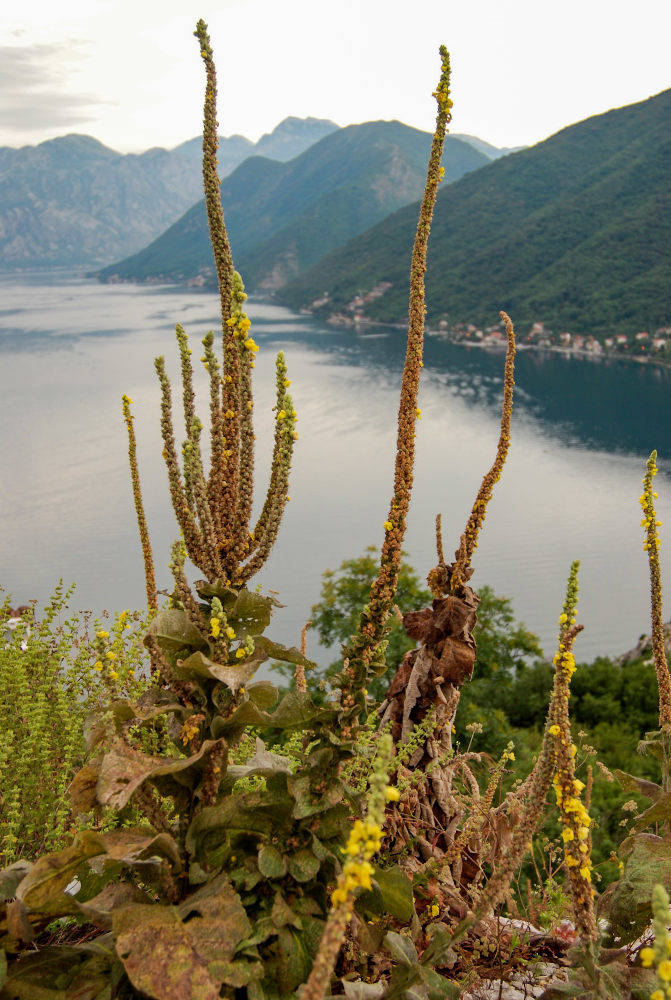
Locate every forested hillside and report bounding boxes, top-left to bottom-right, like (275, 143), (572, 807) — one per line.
(279, 89), (671, 337)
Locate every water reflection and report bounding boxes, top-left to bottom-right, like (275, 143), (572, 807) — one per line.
(0, 273), (669, 668)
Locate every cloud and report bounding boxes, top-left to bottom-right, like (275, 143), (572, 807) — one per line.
(0, 43), (109, 132)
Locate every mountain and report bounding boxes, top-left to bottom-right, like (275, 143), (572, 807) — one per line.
(278, 90), (671, 338)
(254, 117), (339, 160)
(96, 122), (489, 288)
(0, 118), (337, 269)
(450, 133), (525, 159)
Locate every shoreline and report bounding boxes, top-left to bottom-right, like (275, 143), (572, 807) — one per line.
(318, 310), (671, 372)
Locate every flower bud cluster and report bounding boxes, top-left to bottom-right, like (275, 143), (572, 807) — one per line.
(330, 735), (394, 910)
(91, 610), (133, 686)
(640, 453), (662, 552)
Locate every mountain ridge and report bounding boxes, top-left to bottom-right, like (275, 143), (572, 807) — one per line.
(0, 118), (338, 269)
(96, 121), (490, 287)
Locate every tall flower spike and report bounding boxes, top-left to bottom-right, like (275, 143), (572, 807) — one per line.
(196, 20), (242, 555)
(545, 562), (597, 943)
(337, 47), (453, 716)
(478, 563), (587, 931)
(640, 451), (671, 729)
(127, 26), (295, 590)
(301, 735), (394, 1000)
(450, 311), (515, 594)
(237, 352), (296, 585)
(121, 395), (157, 615)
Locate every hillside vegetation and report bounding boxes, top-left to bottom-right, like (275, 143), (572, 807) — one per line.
(96, 123), (489, 287)
(279, 88), (671, 337)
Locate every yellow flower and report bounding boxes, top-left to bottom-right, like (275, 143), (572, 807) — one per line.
(385, 786), (400, 802)
(225, 626), (236, 640)
(105, 650), (116, 660)
(659, 959), (671, 981)
(416, 407), (422, 419)
(650, 991), (664, 1000)
(109, 670), (119, 681)
(430, 903), (440, 917)
(561, 828), (574, 842)
(641, 947), (655, 967)
(383, 520), (392, 531)
(97, 630), (109, 639)
(210, 617), (221, 638)
(579, 866), (591, 882)
(548, 724), (561, 736)
(93, 661), (103, 672)
(235, 648), (246, 659)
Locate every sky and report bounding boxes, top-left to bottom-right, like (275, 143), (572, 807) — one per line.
(1, 0), (670, 155)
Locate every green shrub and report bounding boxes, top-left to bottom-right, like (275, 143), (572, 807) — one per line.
(0, 584), (149, 865)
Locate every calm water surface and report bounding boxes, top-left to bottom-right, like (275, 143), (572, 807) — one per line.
(1, 272), (670, 665)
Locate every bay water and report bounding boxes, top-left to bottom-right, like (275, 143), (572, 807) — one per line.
(1, 272), (670, 667)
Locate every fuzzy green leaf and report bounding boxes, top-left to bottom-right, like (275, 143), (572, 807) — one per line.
(177, 650), (258, 690)
(384, 930), (418, 967)
(419, 967), (461, 1000)
(288, 773), (344, 819)
(114, 876), (252, 999)
(145, 608), (209, 654)
(246, 681), (279, 710)
(613, 769), (661, 802)
(632, 791), (671, 830)
(373, 866), (415, 922)
(605, 833), (671, 938)
(17, 831), (107, 914)
(258, 845), (287, 879)
(226, 590), (274, 636)
(97, 737), (226, 810)
(287, 849), (320, 883)
(229, 738), (293, 782)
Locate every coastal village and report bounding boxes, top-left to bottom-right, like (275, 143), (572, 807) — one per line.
(436, 318), (671, 363)
(311, 285), (671, 365)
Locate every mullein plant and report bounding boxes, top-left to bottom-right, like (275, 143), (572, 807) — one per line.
(377, 312), (516, 871)
(0, 24), (465, 1000)
(601, 454), (671, 952)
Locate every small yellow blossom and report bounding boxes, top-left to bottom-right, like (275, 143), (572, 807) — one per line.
(548, 724), (561, 736)
(641, 947), (655, 967)
(430, 903), (440, 917)
(97, 630), (110, 639)
(93, 661), (103, 672)
(385, 786), (400, 802)
(109, 670), (119, 681)
(210, 617), (221, 639)
(225, 626), (236, 640)
(105, 650), (116, 661)
(235, 648), (246, 659)
(659, 959), (671, 981)
(383, 520), (392, 531)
